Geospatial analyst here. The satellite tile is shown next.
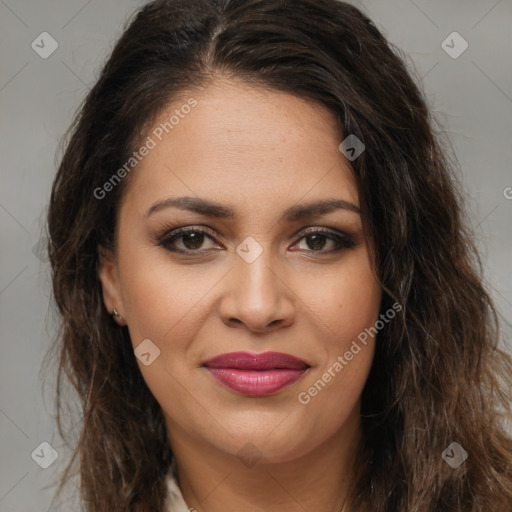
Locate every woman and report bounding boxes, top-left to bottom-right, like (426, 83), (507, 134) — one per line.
(46, 0), (512, 510)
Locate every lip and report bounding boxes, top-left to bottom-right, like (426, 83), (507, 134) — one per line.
(202, 351), (310, 397)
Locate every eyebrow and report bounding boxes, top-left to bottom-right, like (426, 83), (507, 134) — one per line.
(145, 196), (360, 221)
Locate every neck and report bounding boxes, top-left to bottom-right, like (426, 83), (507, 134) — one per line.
(166, 408), (365, 512)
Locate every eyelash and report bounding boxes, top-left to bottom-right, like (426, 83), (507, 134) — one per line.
(154, 225), (356, 256)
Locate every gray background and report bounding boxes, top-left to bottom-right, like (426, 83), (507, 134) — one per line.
(1, 0), (511, 510)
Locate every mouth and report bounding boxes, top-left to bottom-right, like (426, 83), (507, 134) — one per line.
(202, 351), (310, 397)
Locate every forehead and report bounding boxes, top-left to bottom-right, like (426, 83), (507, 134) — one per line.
(120, 78), (359, 219)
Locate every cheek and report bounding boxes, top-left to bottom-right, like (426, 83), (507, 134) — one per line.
(116, 254), (211, 414)
(310, 247), (382, 346)
(293, 344), (374, 460)
(117, 249), (221, 348)
(295, 247), (381, 417)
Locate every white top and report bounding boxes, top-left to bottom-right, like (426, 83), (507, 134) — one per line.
(164, 463), (190, 512)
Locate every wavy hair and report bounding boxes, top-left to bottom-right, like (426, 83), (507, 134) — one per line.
(46, 0), (512, 510)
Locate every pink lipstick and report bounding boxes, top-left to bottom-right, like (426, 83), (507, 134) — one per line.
(202, 351), (309, 396)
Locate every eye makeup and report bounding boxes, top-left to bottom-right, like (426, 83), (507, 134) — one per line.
(151, 221), (357, 257)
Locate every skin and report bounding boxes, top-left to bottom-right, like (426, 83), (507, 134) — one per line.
(98, 78), (382, 511)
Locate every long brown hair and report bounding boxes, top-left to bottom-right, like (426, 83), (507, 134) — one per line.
(46, 0), (512, 510)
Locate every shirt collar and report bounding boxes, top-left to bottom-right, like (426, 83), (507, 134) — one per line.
(165, 461), (191, 512)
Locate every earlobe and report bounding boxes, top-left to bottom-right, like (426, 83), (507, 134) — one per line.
(97, 244), (125, 320)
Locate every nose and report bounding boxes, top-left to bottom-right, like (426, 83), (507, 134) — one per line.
(218, 248), (295, 333)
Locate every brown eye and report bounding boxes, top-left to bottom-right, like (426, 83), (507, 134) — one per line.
(302, 233), (330, 251)
(292, 228), (356, 254)
(157, 228), (220, 254)
(157, 226), (356, 256)
(180, 231), (206, 250)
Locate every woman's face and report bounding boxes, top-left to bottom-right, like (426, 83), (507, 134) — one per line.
(99, 78), (382, 464)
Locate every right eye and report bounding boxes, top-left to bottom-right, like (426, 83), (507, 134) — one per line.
(156, 226), (223, 255)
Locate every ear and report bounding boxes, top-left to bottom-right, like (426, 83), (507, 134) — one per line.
(97, 244), (124, 317)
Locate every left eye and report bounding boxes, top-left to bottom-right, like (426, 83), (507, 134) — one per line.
(157, 227), (355, 255)
(294, 232), (342, 252)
